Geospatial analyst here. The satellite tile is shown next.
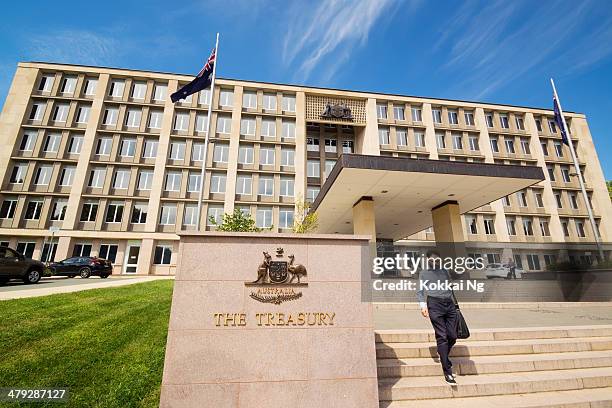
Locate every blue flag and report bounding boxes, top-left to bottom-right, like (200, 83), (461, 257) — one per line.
(553, 96), (569, 145)
(171, 48), (216, 103)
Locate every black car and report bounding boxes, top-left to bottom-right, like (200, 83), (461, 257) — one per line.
(49, 257), (113, 279)
(0, 246), (46, 284)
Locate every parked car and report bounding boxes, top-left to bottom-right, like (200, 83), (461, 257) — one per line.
(0, 246), (46, 284)
(485, 263), (524, 279)
(48, 257), (112, 279)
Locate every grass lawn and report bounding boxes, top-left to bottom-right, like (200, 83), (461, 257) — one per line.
(0, 280), (174, 408)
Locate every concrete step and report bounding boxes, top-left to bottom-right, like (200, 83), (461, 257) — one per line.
(377, 350), (612, 378)
(376, 337), (612, 359)
(376, 325), (612, 344)
(379, 387), (612, 408)
(378, 367), (612, 401)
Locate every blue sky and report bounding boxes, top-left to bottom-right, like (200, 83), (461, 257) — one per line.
(1, 0), (611, 178)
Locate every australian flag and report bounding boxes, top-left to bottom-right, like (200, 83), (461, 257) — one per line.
(171, 48), (216, 103)
(553, 95), (569, 145)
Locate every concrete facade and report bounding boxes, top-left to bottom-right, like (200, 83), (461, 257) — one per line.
(0, 61), (610, 275)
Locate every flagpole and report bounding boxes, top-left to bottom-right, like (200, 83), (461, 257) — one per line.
(550, 78), (605, 261)
(196, 32), (219, 231)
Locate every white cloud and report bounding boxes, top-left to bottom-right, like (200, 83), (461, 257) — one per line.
(27, 30), (120, 66)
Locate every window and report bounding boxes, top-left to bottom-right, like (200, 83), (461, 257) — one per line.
(547, 165), (555, 181)
(210, 173), (226, 193)
(119, 138), (136, 157)
(325, 160), (336, 177)
(183, 204), (198, 226)
(20, 131), (37, 151)
(109, 80), (125, 97)
(105, 202), (124, 223)
(282, 120), (295, 139)
(187, 173), (201, 192)
(165, 172), (182, 192)
(41, 242), (58, 263)
(554, 192), (563, 208)
(111, 169), (130, 189)
(307, 160), (320, 178)
(393, 106), (405, 120)
(569, 193), (578, 209)
(507, 218), (517, 235)
(24, 200), (43, 220)
(325, 138), (337, 152)
(306, 137), (319, 152)
(378, 127), (390, 145)
(153, 83), (167, 101)
(448, 109), (458, 125)
(238, 146), (254, 164)
(576, 221), (586, 238)
(515, 116), (525, 130)
(131, 203), (148, 224)
(376, 103), (387, 119)
(393, 128), (406, 146)
(137, 170), (153, 190)
(518, 191), (528, 207)
(505, 138), (515, 154)
(259, 147), (275, 165)
(34, 165), (53, 185)
(236, 175), (252, 195)
(535, 192), (544, 207)
(502, 195), (511, 206)
(432, 108), (442, 124)
(484, 218), (495, 235)
(213, 143), (229, 163)
(102, 107), (118, 125)
(143, 139), (158, 158)
(280, 177), (294, 197)
(131, 82), (146, 99)
(125, 108), (142, 128)
(436, 132), (446, 149)
(17, 242), (36, 259)
(29, 102), (45, 121)
(80, 202), (98, 222)
(159, 204), (177, 225)
(452, 133), (463, 150)
(561, 220), (570, 237)
(71, 244), (91, 258)
(411, 106), (422, 122)
(541, 142), (549, 156)
(242, 91), (257, 108)
(262, 93), (276, 110)
(464, 111), (475, 126)
(240, 117), (256, 136)
(216, 115), (232, 134)
(192, 143), (205, 162)
(198, 89), (211, 105)
(491, 137), (502, 153)
(306, 187), (320, 203)
(561, 166), (571, 183)
(499, 114), (509, 129)
(548, 120), (557, 134)
(38, 75), (54, 92)
(554, 142), (564, 158)
(10, 164), (27, 184)
(486, 253), (501, 264)
(169, 141), (186, 161)
(540, 220), (550, 236)
(174, 112), (189, 131)
(219, 89), (234, 107)
(50, 199), (67, 221)
(526, 254), (540, 271)
(256, 208), (273, 228)
(99, 244), (118, 263)
(0, 199), (17, 219)
(414, 131), (425, 148)
(467, 216), (478, 234)
(52, 103), (69, 122)
(521, 139), (531, 154)
(154, 245), (172, 264)
(149, 110), (163, 129)
(282, 95), (296, 112)
(468, 135), (479, 151)
(543, 254), (556, 267)
(281, 148), (295, 166)
(76, 106), (90, 123)
(342, 140), (354, 153)
(523, 218), (534, 236)
(279, 209), (294, 229)
(483, 113), (493, 128)
(261, 119), (276, 137)
(259, 176), (274, 196)
(84, 78), (98, 96)
(96, 137), (112, 156)
(207, 205), (223, 226)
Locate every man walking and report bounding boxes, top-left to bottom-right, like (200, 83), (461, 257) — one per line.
(416, 250), (458, 384)
(507, 258), (516, 280)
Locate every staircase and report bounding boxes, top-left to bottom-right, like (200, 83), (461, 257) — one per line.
(376, 325), (612, 407)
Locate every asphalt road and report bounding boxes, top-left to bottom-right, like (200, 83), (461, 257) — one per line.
(0, 276), (136, 292)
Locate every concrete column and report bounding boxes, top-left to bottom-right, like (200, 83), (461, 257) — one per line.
(294, 92), (306, 203)
(352, 196), (376, 257)
(357, 98), (380, 155)
(422, 103), (438, 159)
(137, 238), (155, 275)
(431, 200), (467, 261)
(224, 85), (243, 215)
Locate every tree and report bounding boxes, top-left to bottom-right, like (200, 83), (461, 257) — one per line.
(292, 199), (318, 233)
(209, 209), (262, 232)
(608, 180), (612, 201)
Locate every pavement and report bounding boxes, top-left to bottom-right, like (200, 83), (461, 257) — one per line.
(0, 275), (174, 300)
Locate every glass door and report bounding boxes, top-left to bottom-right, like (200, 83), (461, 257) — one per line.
(123, 245), (140, 274)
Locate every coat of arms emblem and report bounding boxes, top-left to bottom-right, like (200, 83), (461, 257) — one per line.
(321, 102), (353, 120)
(246, 248), (307, 304)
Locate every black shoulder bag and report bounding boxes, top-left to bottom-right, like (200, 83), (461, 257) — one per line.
(448, 272), (470, 339)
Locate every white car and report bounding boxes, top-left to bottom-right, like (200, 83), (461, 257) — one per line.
(485, 263), (524, 279)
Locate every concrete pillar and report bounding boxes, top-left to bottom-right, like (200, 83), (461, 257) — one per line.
(352, 196), (376, 257)
(431, 200), (467, 262)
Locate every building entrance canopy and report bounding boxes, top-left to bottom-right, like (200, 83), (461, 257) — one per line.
(311, 154), (545, 240)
